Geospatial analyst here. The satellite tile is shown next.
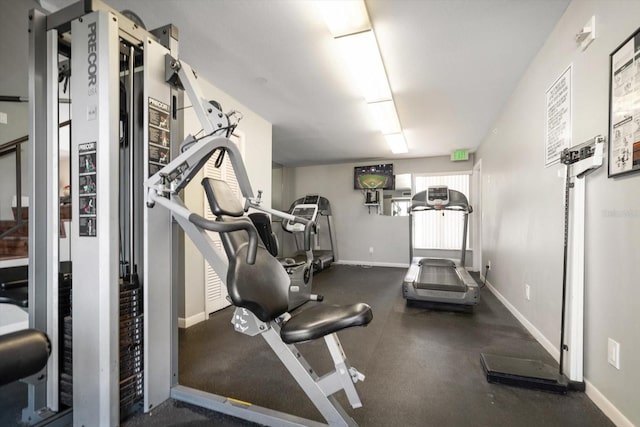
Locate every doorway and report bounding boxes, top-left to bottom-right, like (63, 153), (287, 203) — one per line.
(471, 159), (482, 272)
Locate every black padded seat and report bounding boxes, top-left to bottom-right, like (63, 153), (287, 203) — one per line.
(280, 303), (372, 344)
(202, 177), (373, 342)
(227, 240), (291, 322)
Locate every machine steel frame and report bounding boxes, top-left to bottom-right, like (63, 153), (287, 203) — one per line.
(30, 2), (366, 425)
(29, 1), (177, 425)
(145, 58), (365, 426)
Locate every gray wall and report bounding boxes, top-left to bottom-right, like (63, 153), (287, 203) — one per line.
(475, 1), (639, 424)
(272, 164), (283, 211)
(279, 155), (474, 266)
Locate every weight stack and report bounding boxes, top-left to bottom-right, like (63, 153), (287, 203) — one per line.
(59, 266), (73, 408)
(60, 315), (73, 407)
(119, 281), (143, 419)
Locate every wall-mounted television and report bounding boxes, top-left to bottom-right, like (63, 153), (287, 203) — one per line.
(354, 164), (394, 190)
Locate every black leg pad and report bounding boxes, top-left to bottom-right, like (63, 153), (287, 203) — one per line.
(0, 329), (51, 386)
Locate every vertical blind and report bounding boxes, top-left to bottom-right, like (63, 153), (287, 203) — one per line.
(413, 173), (470, 250)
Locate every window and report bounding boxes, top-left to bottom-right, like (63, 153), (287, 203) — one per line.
(413, 173), (470, 250)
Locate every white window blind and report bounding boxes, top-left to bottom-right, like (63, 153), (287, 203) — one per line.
(413, 173), (470, 250)
(202, 133), (244, 315)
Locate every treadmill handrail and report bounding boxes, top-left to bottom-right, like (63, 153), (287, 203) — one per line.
(411, 204), (470, 213)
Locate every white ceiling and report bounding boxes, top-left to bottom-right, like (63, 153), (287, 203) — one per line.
(6, 0), (571, 167)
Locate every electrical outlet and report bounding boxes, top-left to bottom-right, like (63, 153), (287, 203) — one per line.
(487, 260), (492, 270)
(369, 246), (374, 255)
(608, 338), (620, 370)
(525, 284), (531, 301)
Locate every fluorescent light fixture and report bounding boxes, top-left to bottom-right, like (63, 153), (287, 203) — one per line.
(316, 0), (371, 37)
(319, 0), (409, 154)
(368, 100), (401, 134)
(385, 133), (408, 154)
(335, 30), (391, 102)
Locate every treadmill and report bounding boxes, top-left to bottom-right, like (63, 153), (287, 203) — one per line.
(283, 195), (336, 272)
(402, 185), (479, 307)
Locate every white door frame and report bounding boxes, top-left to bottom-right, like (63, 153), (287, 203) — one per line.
(471, 159), (482, 272)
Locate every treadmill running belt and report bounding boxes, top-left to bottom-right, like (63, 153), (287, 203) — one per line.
(314, 250), (334, 264)
(416, 263), (467, 292)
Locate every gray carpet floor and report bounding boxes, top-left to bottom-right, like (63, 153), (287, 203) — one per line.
(1, 265), (613, 426)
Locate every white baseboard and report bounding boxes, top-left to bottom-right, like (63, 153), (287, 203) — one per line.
(484, 276), (634, 427)
(585, 380), (635, 427)
(178, 312), (206, 329)
(335, 260), (409, 268)
(483, 276), (560, 361)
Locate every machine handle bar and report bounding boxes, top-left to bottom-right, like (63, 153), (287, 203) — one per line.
(249, 203), (315, 252)
(188, 213), (258, 265)
(284, 216), (315, 251)
(302, 218), (315, 251)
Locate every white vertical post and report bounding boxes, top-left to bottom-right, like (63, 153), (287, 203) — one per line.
(566, 175), (585, 382)
(143, 36), (174, 412)
(564, 138), (603, 383)
(45, 27), (60, 413)
(71, 10), (120, 425)
(26, 8), (53, 423)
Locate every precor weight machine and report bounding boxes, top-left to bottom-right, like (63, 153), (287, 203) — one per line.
(29, 2), (180, 424)
(145, 55), (373, 427)
(28, 1), (372, 425)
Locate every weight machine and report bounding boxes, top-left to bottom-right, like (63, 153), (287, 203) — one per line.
(29, 2), (179, 424)
(145, 55), (372, 427)
(28, 1), (371, 425)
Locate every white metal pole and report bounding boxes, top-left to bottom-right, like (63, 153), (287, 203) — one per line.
(566, 175), (585, 382)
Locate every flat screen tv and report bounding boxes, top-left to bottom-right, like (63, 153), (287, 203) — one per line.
(354, 164), (394, 190)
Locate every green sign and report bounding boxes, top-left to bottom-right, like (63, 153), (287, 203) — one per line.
(451, 149), (469, 162)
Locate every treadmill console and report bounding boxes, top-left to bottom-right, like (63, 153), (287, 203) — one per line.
(427, 186), (450, 207)
(303, 195), (319, 204)
(285, 204), (319, 232)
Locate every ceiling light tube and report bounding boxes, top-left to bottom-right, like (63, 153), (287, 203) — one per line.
(385, 133), (409, 154)
(335, 30), (392, 102)
(317, 0), (371, 37)
(368, 100), (401, 134)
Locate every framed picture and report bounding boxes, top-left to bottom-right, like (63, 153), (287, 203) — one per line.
(608, 26), (640, 177)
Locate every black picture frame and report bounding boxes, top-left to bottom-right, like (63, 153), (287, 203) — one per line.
(608, 26), (640, 178)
